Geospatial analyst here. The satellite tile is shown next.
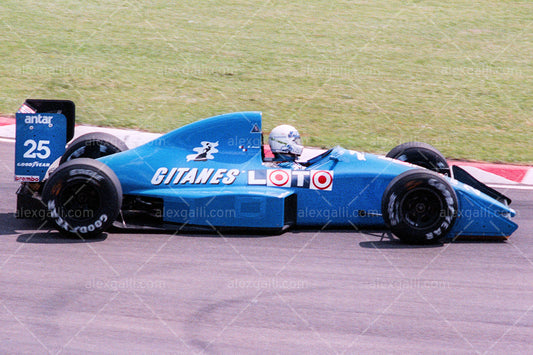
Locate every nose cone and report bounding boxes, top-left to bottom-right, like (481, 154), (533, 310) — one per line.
(448, 189), (519, 239)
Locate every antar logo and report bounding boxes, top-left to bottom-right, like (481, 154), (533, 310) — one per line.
(24, 114), (53, 125)
(248, 170), (333, 190)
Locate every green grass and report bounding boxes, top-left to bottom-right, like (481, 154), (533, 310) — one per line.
(1, 0), (532, 163)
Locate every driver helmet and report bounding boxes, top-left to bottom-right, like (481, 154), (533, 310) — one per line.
(268, 125), (303, 157)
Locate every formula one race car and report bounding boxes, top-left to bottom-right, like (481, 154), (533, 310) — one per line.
(15, 100), (518, 244)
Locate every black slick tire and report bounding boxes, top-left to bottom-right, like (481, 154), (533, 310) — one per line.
(382, 170), (458, 244)
(42, 158), (122, 238)
(60, 132), (128, 164)
(386, 142), (450, 176)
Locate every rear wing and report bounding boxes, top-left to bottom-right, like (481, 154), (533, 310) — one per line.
(19, 99), (76, 141)
(15, 99), (75, 182)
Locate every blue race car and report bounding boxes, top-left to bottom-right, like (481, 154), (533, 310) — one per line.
(16, 107), (518, 244)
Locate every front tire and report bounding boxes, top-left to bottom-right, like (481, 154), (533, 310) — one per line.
(42, 158), (122, 238)
(382, 170), (458, 244)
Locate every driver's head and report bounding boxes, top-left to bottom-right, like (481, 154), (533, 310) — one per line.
(268, 125), (303, 160)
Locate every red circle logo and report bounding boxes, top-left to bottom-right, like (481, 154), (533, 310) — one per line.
(269, 170), (290, 186)
(312, 171), (333, 190)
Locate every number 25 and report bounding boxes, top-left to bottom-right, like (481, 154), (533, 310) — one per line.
(23, 139), (51, 159)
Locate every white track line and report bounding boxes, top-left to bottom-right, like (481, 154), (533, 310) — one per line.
(488, 184), (533, 191)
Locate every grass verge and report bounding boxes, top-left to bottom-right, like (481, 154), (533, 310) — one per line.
(0, 0), (531, 162)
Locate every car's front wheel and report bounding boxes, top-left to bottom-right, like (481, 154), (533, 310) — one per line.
(42, 158), (122, 238)
(382, 170), (458, 244)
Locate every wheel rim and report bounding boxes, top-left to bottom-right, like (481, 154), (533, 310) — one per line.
(58, 179), (101, 222)
(400, 187), (444, 230)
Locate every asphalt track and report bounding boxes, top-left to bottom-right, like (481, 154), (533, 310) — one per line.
(0, 139), (532, 354)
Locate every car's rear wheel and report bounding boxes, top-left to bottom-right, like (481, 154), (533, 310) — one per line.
(42, 158), (122, 238)
(382, 170), (458, 244)
(60, 132), (128, 164)
(386, 141), (450, 176)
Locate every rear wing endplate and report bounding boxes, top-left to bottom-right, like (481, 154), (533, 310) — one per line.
(14, 99), (75, 182)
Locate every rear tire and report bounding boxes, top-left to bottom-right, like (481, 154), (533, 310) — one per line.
(382, 170), (458, 244)
(42, 158), (122, 238)
(60, 132), (128, 164)
(386, 142), (450, 176)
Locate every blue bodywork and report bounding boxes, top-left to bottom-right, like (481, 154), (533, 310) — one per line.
(98, 112), (518, 239)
